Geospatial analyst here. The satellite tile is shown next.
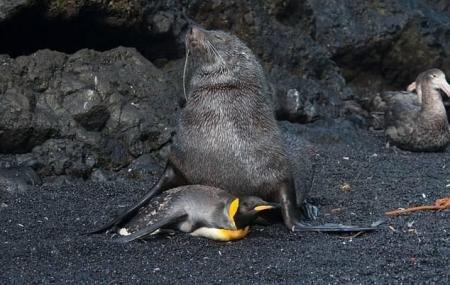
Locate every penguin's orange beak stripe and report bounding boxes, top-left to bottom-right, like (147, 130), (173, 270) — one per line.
(228, 198), (239, 229)
(254, 205), (275, 211)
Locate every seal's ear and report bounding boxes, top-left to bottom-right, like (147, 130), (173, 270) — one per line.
(406, 81), (416, 92)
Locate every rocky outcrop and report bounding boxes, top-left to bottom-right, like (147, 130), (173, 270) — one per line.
(0, 0), (449, 182)
(0, 47), (178, 181)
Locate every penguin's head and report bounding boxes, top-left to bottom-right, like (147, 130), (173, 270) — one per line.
(213, 197), (277, 231)
(234, 196), (279, 228)
(214, 197), (240, 231)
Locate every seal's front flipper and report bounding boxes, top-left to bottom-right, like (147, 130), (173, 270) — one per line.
(293, 220), (385, 233)
(115, 214), (187, 243)
(88, 163), (186, 234)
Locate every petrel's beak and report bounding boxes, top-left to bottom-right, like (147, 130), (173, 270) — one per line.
(439, 77), (450, 97)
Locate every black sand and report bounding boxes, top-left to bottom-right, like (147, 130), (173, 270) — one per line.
(1, 128), (449, 284)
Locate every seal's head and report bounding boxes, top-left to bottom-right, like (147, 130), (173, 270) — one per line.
(184, 26), (265, 91)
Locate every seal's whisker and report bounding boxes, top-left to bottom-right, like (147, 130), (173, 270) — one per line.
(183, 48), (190, 100)
(205, 41), (217, 62)
(206, 41), (224, 65)
(207, 40), (229, 73)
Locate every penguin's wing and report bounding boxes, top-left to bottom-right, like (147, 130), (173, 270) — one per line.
(87, 189), (165, 235)
(115, 213), (188, 243)
(88, 163), (185, 234)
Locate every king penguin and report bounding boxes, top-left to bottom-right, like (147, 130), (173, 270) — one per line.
(93, 185), (277, 242)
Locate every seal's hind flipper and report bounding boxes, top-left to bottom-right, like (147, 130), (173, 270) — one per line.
(293, 220), (385, 233)
(115, 213), (188, 243)
(299, 201), (319, 220)
(88, 163), (186, 234)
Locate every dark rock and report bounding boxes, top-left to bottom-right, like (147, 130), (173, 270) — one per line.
(73, 105), (110, 132)
(42, 175), (84, 186)
(149, 11), (175, 34)
(0, 47), (178, 179)
(30, 139), (97, 178)
(90, 168), (116, 183)
(0, 155), (18, 168)
(341, 100), (370, 128)
(275, 87), (319, 123)
(124, 153), (164, 179)
(0, 0), (30, 21)
(0, 88), (34, 153)
(0, 166), (41, 195)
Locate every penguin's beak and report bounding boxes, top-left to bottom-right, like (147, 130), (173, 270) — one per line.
(439, 78), (450, 97)
(253, 202), (279, 212)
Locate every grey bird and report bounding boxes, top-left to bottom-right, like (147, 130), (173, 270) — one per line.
(385, 68), (450, 151)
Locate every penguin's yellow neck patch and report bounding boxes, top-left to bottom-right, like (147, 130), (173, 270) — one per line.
(228, 198), (239, 227)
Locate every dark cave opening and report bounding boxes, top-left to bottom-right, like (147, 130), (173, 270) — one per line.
(0, 5), (185, 63)
(332, 42), (401, 97)
(332, 21), (446, 96)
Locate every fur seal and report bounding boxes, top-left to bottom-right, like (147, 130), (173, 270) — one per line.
(385, 68), (450, 151)
(93, 26), (379, 233)
(113, 185), (276, 242)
